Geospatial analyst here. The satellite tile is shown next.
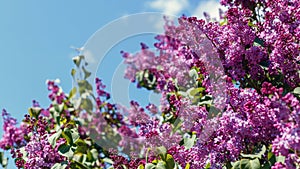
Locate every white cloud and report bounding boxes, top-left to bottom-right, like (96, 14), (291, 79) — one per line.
(147, 0), (189, 16)
(144, 0), (227, 32)
(192, 0), (227, 20)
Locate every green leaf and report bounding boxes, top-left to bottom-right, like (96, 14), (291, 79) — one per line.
(292, 87), (300, 95)
(77, 80), (93, 95)
(75, 139), (88, 153)
(204, 163), (210, 169)
(28, 107), (42, 119)
(49, 106), (61, 125)
(68, 128), (80, 144)
(152, 159), (158, 165)
(276, 155), (285, 163)
(157, 146), (167, 160)
(164, 113), (174, 122)
(82, 66), (91, 80)
(85, 150), (98, 164)
(86, 151), (93, 162)
(241, 145), (266, 159)
(246, 159), (260, 169)
(58, 144), (74, 158)
(261, 162), (271, 169)
(62, 128), (79, 145)
(48, 129), (62, 147)
(69, 87), (77, 99)
(51, 162), (68, 169)
(185, 163), (190, 169)
(165, 154), (175, 169)
(178, 91), (188, 97)
(73, 55), (85, 67)
(71, 68), (76, 77)
(267, 151), (276, 165)
(80, 154), (87, 164)
(198, 95), (213, 106)
(62, 131), (72, 145)
(89, 149), (98, 160)
(138, 164), (145, 169)
(187, 87), (205, 97)
(248, 21), (257, 28)
(253, 37), (264, 47)
(81, 98), (93, 113)
(156, 161), (167, 169)
(189, 69), (198, 79)
(220, 18), (227, 26)
(73, 153), (83, 162)
(172, 119), (182, 134)
(232, 158), (261, 169)
(70, 160), (89, 169)
(136, 70), (157, 90)
(54, 104), (64, 113)
(183, 134), (196, 149)
(0, 152), (8, 168)
(145, 163), (156, 169)
(199, 100), (213, 106)
(103, 158), (114, 164)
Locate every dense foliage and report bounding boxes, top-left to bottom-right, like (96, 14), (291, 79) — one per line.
(0, 0), (300, 168)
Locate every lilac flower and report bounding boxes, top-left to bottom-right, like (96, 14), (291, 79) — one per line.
(0, 109), (26, 149)
(23, 134), (66, 169)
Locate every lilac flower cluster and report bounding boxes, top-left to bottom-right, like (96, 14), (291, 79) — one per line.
(221, 0), (300, 89)
(109, 153), (145, 169)
(160, 81), (300, 168)
(0, 81), (71, 168)
(258, 0), (300, 88)
(0, 0), (299, 168)
(120, 0), (300, 168)
(0, 107), (67, 168)
(22, 134), (66, 169)
(0, 109), (26, 150)
(47, 80), (65, 104)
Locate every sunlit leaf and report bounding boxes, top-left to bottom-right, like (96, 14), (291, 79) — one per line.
(183, 134), (196, 149)
(48, 129), (62, 147)
(165, 154), (175, 169)
(82, 66), (91, 80)
(69, 87), (77, 99)
(145, 163), (156, 169)
(58, 144), (74, 158)
(232, 158), (260, 169)
(241, 145), (266, 159)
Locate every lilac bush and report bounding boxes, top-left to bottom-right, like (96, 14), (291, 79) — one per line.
(0, 0), (299, 169)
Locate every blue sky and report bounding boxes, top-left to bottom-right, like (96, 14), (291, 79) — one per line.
(0, 0), (223, 167)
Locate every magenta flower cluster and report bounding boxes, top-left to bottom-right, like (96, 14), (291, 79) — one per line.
(0, 0), (299, 169)
(119, 0), (300, 168)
